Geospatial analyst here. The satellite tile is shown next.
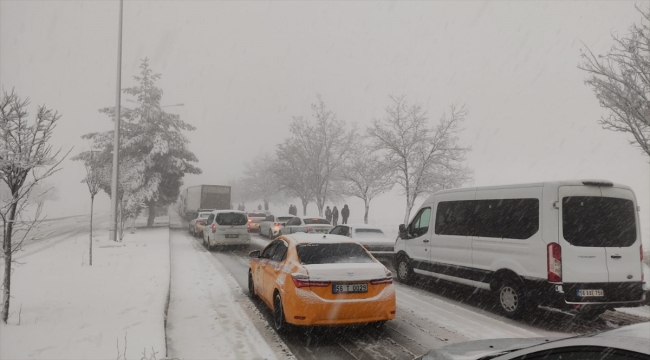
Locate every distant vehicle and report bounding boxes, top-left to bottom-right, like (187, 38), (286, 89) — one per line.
(394, 180), (645, 319)
(248, 233), (395, 331)
(259, 214), (294, 238)
(280, 216), (332, 235)
(181, 185), (231, 221)
(201, 210), (251, 250)
(189, 211), (212, 237)
(247, 211), (269, 233)
(418, 321), (650, 359)
(330, 224), (395, 259)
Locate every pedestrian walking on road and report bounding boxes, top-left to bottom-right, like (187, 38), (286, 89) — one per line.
(341, 204), (350, 224)
(289, 204), (294, 215)
(258, 204), (262, 210)
(332, 206), (339, 226)
(325, 206), (332, 223)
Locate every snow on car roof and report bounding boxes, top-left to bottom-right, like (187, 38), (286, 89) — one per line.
(299, 216), (328, 220)
(283, 233), (355, 244)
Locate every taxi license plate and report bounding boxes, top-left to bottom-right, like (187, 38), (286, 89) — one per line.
(225, 234), (239, 239)
(333, 284), (368, 294)
(577, 289), (604, 297)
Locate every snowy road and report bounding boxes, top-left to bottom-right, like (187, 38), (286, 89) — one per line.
(175, 230), (601, 360)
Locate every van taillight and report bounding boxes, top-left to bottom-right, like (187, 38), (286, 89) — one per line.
(211, 224), (216, 233)
(641, 245), (644, 262)
(547, 243), (562, 283)
(641, 245), (645, 281)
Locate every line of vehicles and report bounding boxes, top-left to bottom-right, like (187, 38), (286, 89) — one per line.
(183, 179), (649, 359)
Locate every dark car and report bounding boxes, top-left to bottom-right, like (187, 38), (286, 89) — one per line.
(419, 322), (650, 360)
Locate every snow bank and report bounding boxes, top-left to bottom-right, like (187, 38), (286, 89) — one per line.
(166, 231), (287, 359)
(0, 226), (170, 360)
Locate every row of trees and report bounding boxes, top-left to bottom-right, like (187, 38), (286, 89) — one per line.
(239, 95), (472, 224)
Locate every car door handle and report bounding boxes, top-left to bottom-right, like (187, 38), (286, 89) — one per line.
(610, 255), (622, 259)
(423, 239), (430, 243)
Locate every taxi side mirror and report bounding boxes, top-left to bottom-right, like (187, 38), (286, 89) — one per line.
(249, 250), (261, 258)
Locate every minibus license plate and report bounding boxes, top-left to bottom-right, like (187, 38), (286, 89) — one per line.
(225, 234), (239, 238)
(577, 289), (604, 297)
(333, 284), (368, 294)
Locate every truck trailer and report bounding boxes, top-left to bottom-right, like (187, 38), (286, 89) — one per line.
(182, 185), (231, 220)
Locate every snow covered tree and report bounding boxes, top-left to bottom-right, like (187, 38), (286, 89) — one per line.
(0, 89), (68, 323)
(341, 145), (395, 224)
(579, 6), (650, 157)
(368, 95), (472, 225)
(77, 58), (201, 228)
(240, 154), (281, 210)
(276, 96), (356, 216)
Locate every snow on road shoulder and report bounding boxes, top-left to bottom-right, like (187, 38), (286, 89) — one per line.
(167, 231), (292, 360)
(0, 226), (170, 360)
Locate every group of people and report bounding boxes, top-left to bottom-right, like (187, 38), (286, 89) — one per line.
(236, 204), (246, 211)
(325, 204), (350, 226)
(288, 204), (298, 216)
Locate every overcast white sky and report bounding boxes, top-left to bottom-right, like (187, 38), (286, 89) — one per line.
(1, 1), (648, 244)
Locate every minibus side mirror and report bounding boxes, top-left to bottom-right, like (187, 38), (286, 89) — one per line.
(398, 224), (408, 239)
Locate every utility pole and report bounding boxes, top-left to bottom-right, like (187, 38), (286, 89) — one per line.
(109, 0), (124, 242)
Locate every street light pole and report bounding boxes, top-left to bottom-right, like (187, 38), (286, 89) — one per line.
(109, 0), (124, 242)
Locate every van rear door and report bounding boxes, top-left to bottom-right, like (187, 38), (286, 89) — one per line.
(599, 186), (641, 283)
(558, 185), (609, 283)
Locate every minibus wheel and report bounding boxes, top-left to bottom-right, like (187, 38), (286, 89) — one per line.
(497, 280), (527, 318)
(396, 255), (415, 284)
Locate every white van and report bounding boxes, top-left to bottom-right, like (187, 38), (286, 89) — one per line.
(202, 210), (251, 249)
(394, 180), (645, 319)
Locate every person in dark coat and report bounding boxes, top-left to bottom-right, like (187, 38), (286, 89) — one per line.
(325, 206), (332, 223)
(332, 206), (339, 226)
(341, 204), (350, 224)
(289, 204), (293, 215)
(258, 204), (262, 210)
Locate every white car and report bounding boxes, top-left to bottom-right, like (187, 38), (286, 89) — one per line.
(329, 224), (395, 259)
(188, 211), (212, 236)
(259, 214), (294, 238)
(202, 210), (251, 250)
(279, 216), (332, 235)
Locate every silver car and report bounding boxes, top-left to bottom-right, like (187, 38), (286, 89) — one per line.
(329, 224), (395, 259)
(419, 322), (650, 360)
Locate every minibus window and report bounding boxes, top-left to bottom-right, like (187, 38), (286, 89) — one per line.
(562, 197), (636, 247)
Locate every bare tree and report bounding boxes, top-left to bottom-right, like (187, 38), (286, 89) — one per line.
(276, 96), (356, 216)
(72, 150), (101, 265)
(579, 6), (650, 157)
(341, 145), (394, 224)
(0, 90), (68, 323)
(368, 95), (472, 225)
(273, 144), (314, 216)
(240, 154), (281, 210)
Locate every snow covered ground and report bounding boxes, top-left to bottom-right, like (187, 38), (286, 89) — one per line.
(0, 223), (170, 360)
(167, 211), (293, 359)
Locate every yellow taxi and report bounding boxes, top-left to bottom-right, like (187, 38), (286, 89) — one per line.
(248, 233), (396, 331)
